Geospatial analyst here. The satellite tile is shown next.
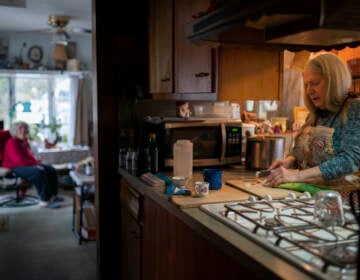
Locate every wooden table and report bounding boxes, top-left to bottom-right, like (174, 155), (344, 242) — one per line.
(69, 170), (94, 186)
(69, 171), (95, 244)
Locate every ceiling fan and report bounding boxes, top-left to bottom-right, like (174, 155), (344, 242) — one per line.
(47, 14), (91, 45)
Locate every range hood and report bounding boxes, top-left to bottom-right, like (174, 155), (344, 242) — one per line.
(186, 0), (360, 51)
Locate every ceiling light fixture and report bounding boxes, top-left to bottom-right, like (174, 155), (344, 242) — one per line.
(48, 15), (71, 45)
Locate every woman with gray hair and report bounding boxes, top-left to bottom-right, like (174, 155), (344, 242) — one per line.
(2, 121), (62, 208)
(266, 53), (360, 190)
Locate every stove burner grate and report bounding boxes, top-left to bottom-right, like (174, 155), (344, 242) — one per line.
(222, 197), (359, 275)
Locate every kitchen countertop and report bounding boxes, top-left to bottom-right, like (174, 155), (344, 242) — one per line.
(118, 166), (325, 280)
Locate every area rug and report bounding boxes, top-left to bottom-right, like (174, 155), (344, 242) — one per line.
(0, 215), (9, 232)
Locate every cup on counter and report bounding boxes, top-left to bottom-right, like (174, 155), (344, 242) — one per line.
(194, 181), (209, 197)
(203, 169), (222, 190)
(314, 190), (345, 227)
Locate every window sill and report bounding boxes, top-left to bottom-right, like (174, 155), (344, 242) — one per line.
(0, 69), (90, 78)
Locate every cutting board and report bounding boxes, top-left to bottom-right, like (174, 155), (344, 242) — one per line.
(226, 179), (302, 199)
(171, 185), (250, 208)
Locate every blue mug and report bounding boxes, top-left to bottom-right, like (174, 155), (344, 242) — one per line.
(203, 169), (222, 190)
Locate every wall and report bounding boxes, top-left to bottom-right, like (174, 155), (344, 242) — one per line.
(0, 32), (92, 70)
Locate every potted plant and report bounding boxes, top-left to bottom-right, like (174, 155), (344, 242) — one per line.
(45, 116), (62, 148)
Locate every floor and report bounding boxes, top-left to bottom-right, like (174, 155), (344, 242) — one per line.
(0, 188), (97, 280)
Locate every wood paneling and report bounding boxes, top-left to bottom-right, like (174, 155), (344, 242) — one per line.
(142, 196), (265, 280)
(218, 47), (283, 101)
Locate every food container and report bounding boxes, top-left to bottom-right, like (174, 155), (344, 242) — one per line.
(245, 135), (285, 170)
(192, 103), (231, 118)
(231, 103), (241, 119)
(241, 123), (256, 161)
(270, 117), (288, 132)
(173, 139), (193, 179)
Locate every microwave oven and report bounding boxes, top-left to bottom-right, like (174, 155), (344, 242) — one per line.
(143, 118), (243, 169)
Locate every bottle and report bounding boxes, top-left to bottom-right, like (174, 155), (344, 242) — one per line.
(85, 162), (93, 176)
(148, 133), (159, 173)
(173, 139), (193, 179)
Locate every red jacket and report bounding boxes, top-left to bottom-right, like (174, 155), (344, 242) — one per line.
(2, 137), (40, 168)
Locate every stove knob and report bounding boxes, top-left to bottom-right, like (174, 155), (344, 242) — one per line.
(248, 195), (257, 202)
(264, 194), (272, 201)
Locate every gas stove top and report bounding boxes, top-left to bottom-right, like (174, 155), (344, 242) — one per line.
(200, 193), (358, 280)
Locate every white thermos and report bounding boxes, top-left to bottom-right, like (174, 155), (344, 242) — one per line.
(173, 139), (193, 179)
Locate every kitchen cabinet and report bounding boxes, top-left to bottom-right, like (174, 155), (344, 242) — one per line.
(149, 0), (172, 94)
(142, 195), (261, 280)
(120, 178), (142, 280)
(120, 175), (268, 280)
(218, 47), (284, 101)
(149, 0), (217, 98)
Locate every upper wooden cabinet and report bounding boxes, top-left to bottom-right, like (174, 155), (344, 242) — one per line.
(149, 0), (172, 94)
(218, 47), (284, 101)
(174, 0), (215, 94)
(149, 0), (216, 97)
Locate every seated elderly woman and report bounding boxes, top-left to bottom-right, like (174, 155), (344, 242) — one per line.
(2, 121), (63, 208)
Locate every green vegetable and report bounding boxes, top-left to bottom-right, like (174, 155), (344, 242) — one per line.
(278, 182), (332, 195)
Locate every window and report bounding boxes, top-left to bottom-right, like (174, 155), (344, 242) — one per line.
(0, 72), (81, 145)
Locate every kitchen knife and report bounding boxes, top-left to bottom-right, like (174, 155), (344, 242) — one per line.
(255, 170), (271, 178)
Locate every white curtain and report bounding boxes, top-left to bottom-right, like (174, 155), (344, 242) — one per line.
(69, 76), (79, 145)
(279, 68), (305, 124)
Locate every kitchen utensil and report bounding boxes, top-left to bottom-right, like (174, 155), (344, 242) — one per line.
(203, 169), (222, 190)
(170, 184), (249, 208)
(226, 179), (301, 199)
(194, 181), (209, 197)
(172, 176), (188, 187)
(313, 190), (345, 227)
(245, 135), (285, 170)
(255, 170), (270, 178)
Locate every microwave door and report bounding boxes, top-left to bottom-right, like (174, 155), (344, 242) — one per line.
(163, 123), (222, 167)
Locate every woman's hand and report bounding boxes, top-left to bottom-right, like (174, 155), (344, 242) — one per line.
(265, 166), (300, 187)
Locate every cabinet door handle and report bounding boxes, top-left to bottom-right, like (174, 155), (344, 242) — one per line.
(195, 72), (210, 78)
(161, 77), (170, 82)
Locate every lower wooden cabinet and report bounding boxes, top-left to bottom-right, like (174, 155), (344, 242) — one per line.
(120, 177), (276, 279)
(120, 179), (142, 280)
(142, 196), (261, 280)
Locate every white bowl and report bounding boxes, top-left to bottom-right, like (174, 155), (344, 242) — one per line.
(172, 176), (188, 186)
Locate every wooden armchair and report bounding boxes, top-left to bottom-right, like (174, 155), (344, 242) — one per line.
(0, 130), (39, 207)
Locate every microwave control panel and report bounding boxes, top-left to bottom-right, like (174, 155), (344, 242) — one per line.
(225, 126), (241, 156)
